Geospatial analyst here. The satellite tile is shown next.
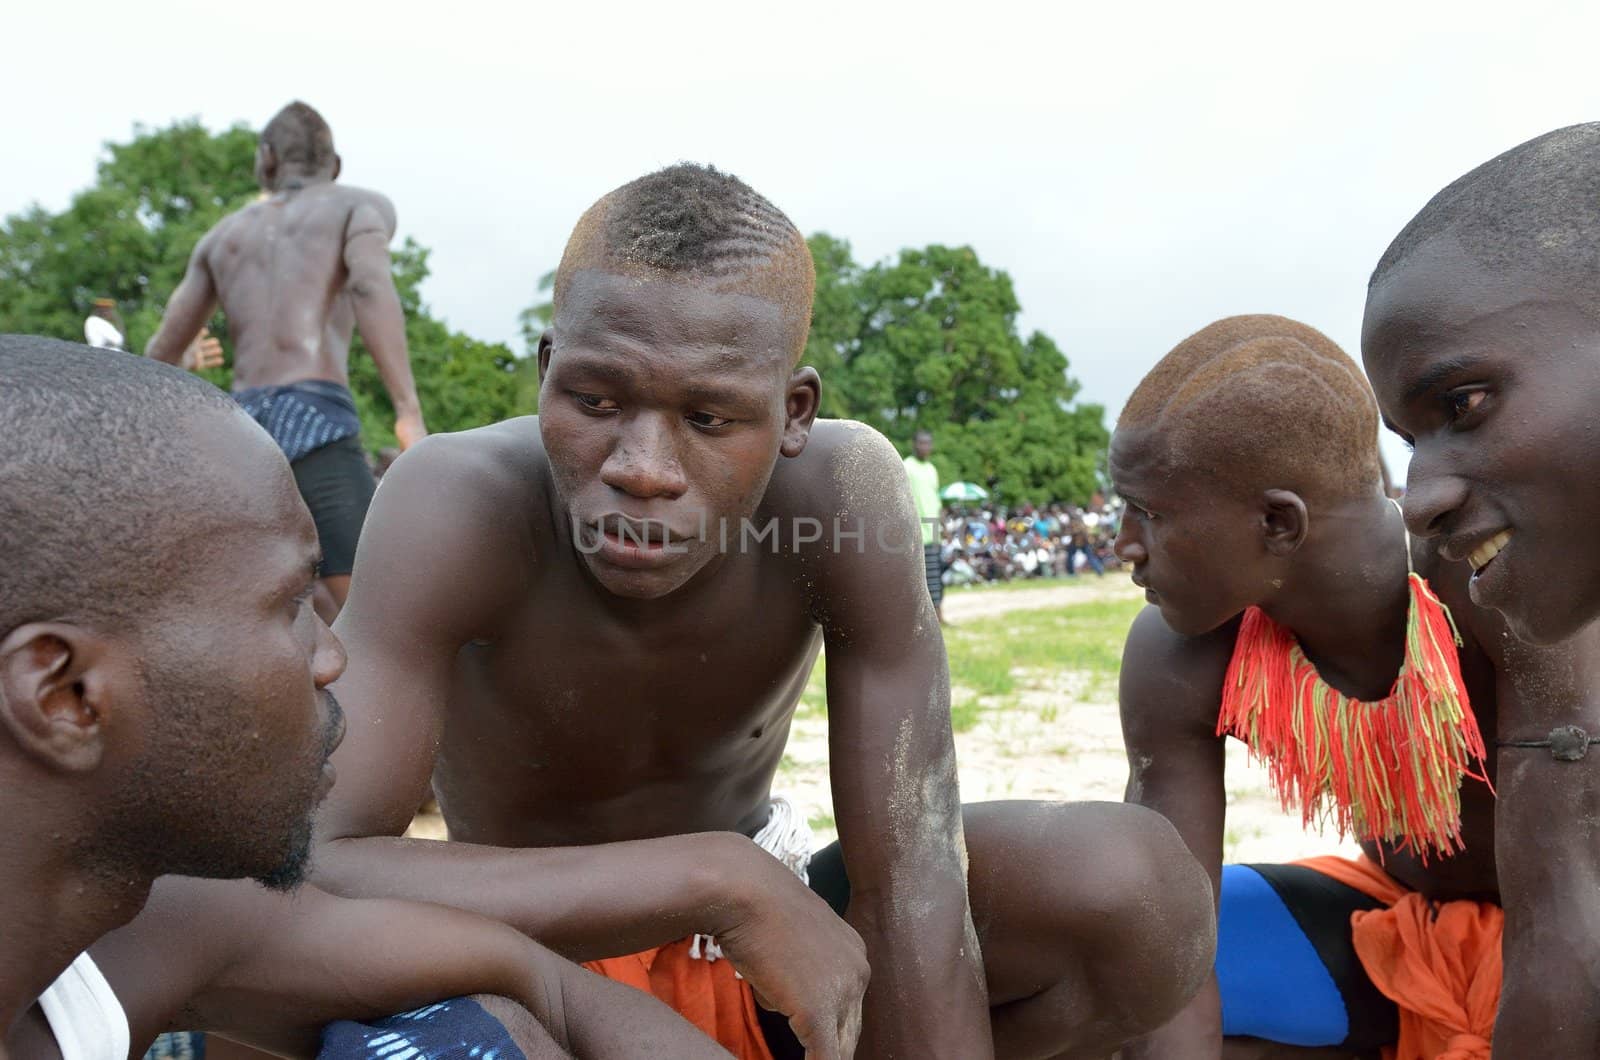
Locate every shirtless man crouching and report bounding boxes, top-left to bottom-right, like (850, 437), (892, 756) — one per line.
(311, 163), (1215, 1059)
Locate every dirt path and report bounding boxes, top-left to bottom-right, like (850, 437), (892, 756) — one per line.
(942, 576), (1144, 622)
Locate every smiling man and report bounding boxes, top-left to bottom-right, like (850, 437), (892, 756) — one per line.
(1361, 124), (1600, 1058)
(1111, 315), (1600, 1060)
(309, 163), (1214, 1060)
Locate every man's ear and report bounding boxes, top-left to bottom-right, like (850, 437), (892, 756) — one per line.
(1260, 489), (1310, 556)
(0, 625), (116, 773)
(780, 367), (822, 458)
(330, 153), (343, 182)
(537, 329), (554, 382)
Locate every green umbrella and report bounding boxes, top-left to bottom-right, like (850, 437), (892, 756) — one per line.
(940, 481), (989, 502)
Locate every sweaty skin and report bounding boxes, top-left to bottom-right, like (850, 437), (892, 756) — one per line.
(313, 270), (1212, 1059)
(1362, 235), (1600, 1060)
(145, 159), (425, 447)
(1112, 428), (1600, 1060)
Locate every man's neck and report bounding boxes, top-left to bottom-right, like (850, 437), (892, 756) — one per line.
(1259, 490), (1413, 700)
(270, 171), (333, 194)
(0, 813), (150, 1036)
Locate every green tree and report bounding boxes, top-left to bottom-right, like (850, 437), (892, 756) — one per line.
(0, 118), (526, 445)
(803, 236), (1107, 504)
(511, 268), (556, 413)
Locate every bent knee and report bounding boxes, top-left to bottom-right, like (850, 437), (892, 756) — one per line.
(1066, 804), (1216, 1032)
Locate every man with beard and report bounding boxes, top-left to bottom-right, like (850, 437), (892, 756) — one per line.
(0, 336), (728, 1059)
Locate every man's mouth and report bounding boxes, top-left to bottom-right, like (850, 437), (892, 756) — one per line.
(594, 517), (683, 549)
(1467, 530), (1512, 575)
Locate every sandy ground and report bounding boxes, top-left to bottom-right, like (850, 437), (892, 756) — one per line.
(410, 578), (1359, 864)
(772, 578), (1359, 862)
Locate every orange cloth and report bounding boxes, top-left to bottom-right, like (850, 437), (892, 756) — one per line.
(585, 937), (774, 1059)
(1297, 855), (1503, 1060)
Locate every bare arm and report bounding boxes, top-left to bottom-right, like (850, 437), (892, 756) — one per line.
(1489, 627), (1600, 1059)
(1118, 606), (1231, 1060)
(314, 432), (865, 1056)
(814, 427), (989, 1057)
(145, 234), (219, 365)
(94, 878), (727, 1059)
(344, 194), (425, 448)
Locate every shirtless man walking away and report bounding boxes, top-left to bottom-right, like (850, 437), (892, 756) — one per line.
(0, 336), (726, 1060)
(146, 101), (425, 619)
(311, 163), (1215, 1060)
(1112, 316), (1600, 1059)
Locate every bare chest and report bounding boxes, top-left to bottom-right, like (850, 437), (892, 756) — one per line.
(432, 559), (824, 843)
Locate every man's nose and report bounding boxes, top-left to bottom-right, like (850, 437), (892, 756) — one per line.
(1399, 449), (1471, 538)
(599, 415), (688, 500)
(313, 618), (348, 688)
(1114, 523), (1146, 565)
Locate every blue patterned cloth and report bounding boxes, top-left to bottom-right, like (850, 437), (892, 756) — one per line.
(319, 997), (526, 1060)
(144, 1032), (203, 1059)
(234, 380), (363, 464)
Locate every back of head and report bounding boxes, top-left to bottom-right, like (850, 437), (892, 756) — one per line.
(1372, 123), (1600, 297)
(0, 336), (242, 638)
(1118, 315), (1381, 501)
(554, 163), (815, 359)
(260, 100), (337, 176)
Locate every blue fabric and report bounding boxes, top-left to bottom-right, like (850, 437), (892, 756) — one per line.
(319, 997), (526, 1060)
(144, 1032), (204, 1059)
(1216, 864), (1349, 1046)
(234, 380), (363, 464)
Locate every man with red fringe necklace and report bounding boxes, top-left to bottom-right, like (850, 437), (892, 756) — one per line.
(1112, 315), (1600, 1060)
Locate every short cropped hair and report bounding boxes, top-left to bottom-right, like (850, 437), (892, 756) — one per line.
(261, 101), (336, 175)
(1118, 315), (1382, 501)
(1372, 123), (1600, 295)
(0, 336), (243, 635)
(553, 164), (814, 359)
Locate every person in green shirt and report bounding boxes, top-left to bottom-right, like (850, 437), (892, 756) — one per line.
(903, 429), (945, 623)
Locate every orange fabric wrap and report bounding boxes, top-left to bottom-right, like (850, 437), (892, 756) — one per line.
(1296, 855), (1503, 1060)
(584, 937), (775, 1059)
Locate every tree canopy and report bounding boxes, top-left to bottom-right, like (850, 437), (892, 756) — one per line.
(0, 119), (525, 449)
(802, 234), (1107, 505)
(2, 119), (1109, 500)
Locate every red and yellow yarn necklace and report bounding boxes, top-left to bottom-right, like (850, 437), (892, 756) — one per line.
(1215, 501), (1491, 858)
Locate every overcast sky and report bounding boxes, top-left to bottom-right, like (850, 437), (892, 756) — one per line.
(9, 0), (1600, 482)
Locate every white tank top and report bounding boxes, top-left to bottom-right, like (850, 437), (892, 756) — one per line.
(37, 952), (128, 1060)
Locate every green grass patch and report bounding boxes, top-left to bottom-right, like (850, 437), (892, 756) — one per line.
(950, 696), (983, 733)
(796, 654), (828, 719)
(944, 597), (1143, 701)
(793, 591), (1146, 728)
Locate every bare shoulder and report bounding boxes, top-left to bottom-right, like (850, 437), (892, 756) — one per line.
(379, 416), (545, 537)
(767, 419), (924, 623)
(351, 418), (547, 629)
(1120, 605), (1238, 740)
(338, 185), (397, 231)
(194, 206), (246, 260)
(771, 418), (912, 524)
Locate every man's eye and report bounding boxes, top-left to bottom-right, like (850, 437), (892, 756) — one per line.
(686, 411), (733, 428)
(1446, 389), (1487, 422)
(574, 393), (619, 412)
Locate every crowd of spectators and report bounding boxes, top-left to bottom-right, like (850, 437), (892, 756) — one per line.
(937, 496), (1124, 587)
